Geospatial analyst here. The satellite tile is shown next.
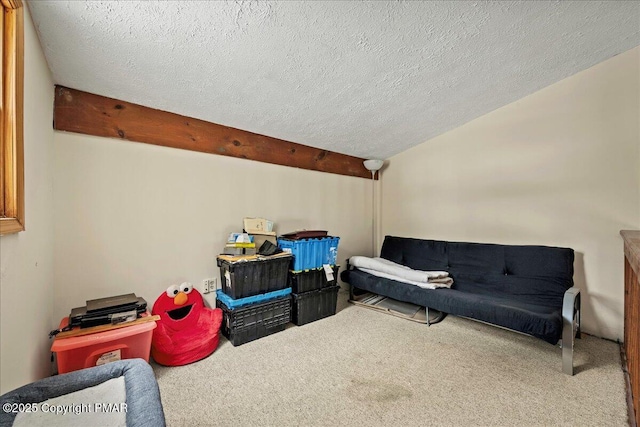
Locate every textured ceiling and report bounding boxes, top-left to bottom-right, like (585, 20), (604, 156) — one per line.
(28, 1), (640, 159)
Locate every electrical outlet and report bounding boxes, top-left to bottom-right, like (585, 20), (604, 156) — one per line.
(202, 278), (217, 294)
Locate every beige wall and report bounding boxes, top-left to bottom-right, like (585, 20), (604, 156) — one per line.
(0, 6), (55, 394)
(382, 46), (640, 341)
(53, 133), (371, 322)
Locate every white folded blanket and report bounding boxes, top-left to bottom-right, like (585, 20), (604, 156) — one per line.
(350, 256), (453, 289)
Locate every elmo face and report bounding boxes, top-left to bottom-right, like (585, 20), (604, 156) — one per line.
(152, 282), (204, 330)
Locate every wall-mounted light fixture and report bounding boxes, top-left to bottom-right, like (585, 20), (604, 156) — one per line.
(363, 159), (384, 256)
(363, 159), (384, 178)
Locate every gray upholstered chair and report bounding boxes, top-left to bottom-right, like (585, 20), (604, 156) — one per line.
(0, 358), (165, 427)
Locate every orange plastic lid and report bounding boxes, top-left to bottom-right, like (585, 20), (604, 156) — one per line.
(51, 315), (157, 352)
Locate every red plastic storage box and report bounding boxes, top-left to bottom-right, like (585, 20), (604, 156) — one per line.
(51, 316), (156, 374)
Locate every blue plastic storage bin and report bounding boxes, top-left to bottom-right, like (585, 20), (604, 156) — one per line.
(277, 236), (340, 271)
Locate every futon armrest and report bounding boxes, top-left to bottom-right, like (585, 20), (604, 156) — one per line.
(562, 287), (581, 375)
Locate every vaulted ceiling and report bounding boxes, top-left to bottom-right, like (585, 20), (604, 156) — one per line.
(28, 1), (640, 159)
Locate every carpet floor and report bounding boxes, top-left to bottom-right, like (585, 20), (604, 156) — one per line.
(153, 290), (629, 426)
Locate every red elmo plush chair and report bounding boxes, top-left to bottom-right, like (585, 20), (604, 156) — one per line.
(151, 282), (223, 366)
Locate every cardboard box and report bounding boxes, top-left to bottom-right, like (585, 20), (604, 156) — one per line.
(243, 217), (274, 234)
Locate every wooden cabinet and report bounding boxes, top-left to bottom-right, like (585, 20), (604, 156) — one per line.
(621, 230), (640, 427)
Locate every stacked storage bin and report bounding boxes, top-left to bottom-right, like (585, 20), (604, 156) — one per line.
(215, 253), (292, 346)
(277, 236), (341, 326)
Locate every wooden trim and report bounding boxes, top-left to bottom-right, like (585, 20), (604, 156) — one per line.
(1, 0), (22, 10)
(0, 217), (22, 234)
(54, 86), (373, 179)
(13, 2), (23, 228)
(0, 0), (24, 235)
(1, 8), (4, 218)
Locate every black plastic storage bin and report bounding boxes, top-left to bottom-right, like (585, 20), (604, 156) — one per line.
(292, 285), (340, 326)
(217, 295), (291, 346)
(289, 265), (339, 293)
(217, 254), (291, 299)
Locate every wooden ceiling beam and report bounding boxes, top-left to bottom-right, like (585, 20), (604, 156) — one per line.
(53, 86), (372, 179)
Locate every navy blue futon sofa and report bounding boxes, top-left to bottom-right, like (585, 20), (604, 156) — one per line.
(341, 236), (581, 375)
